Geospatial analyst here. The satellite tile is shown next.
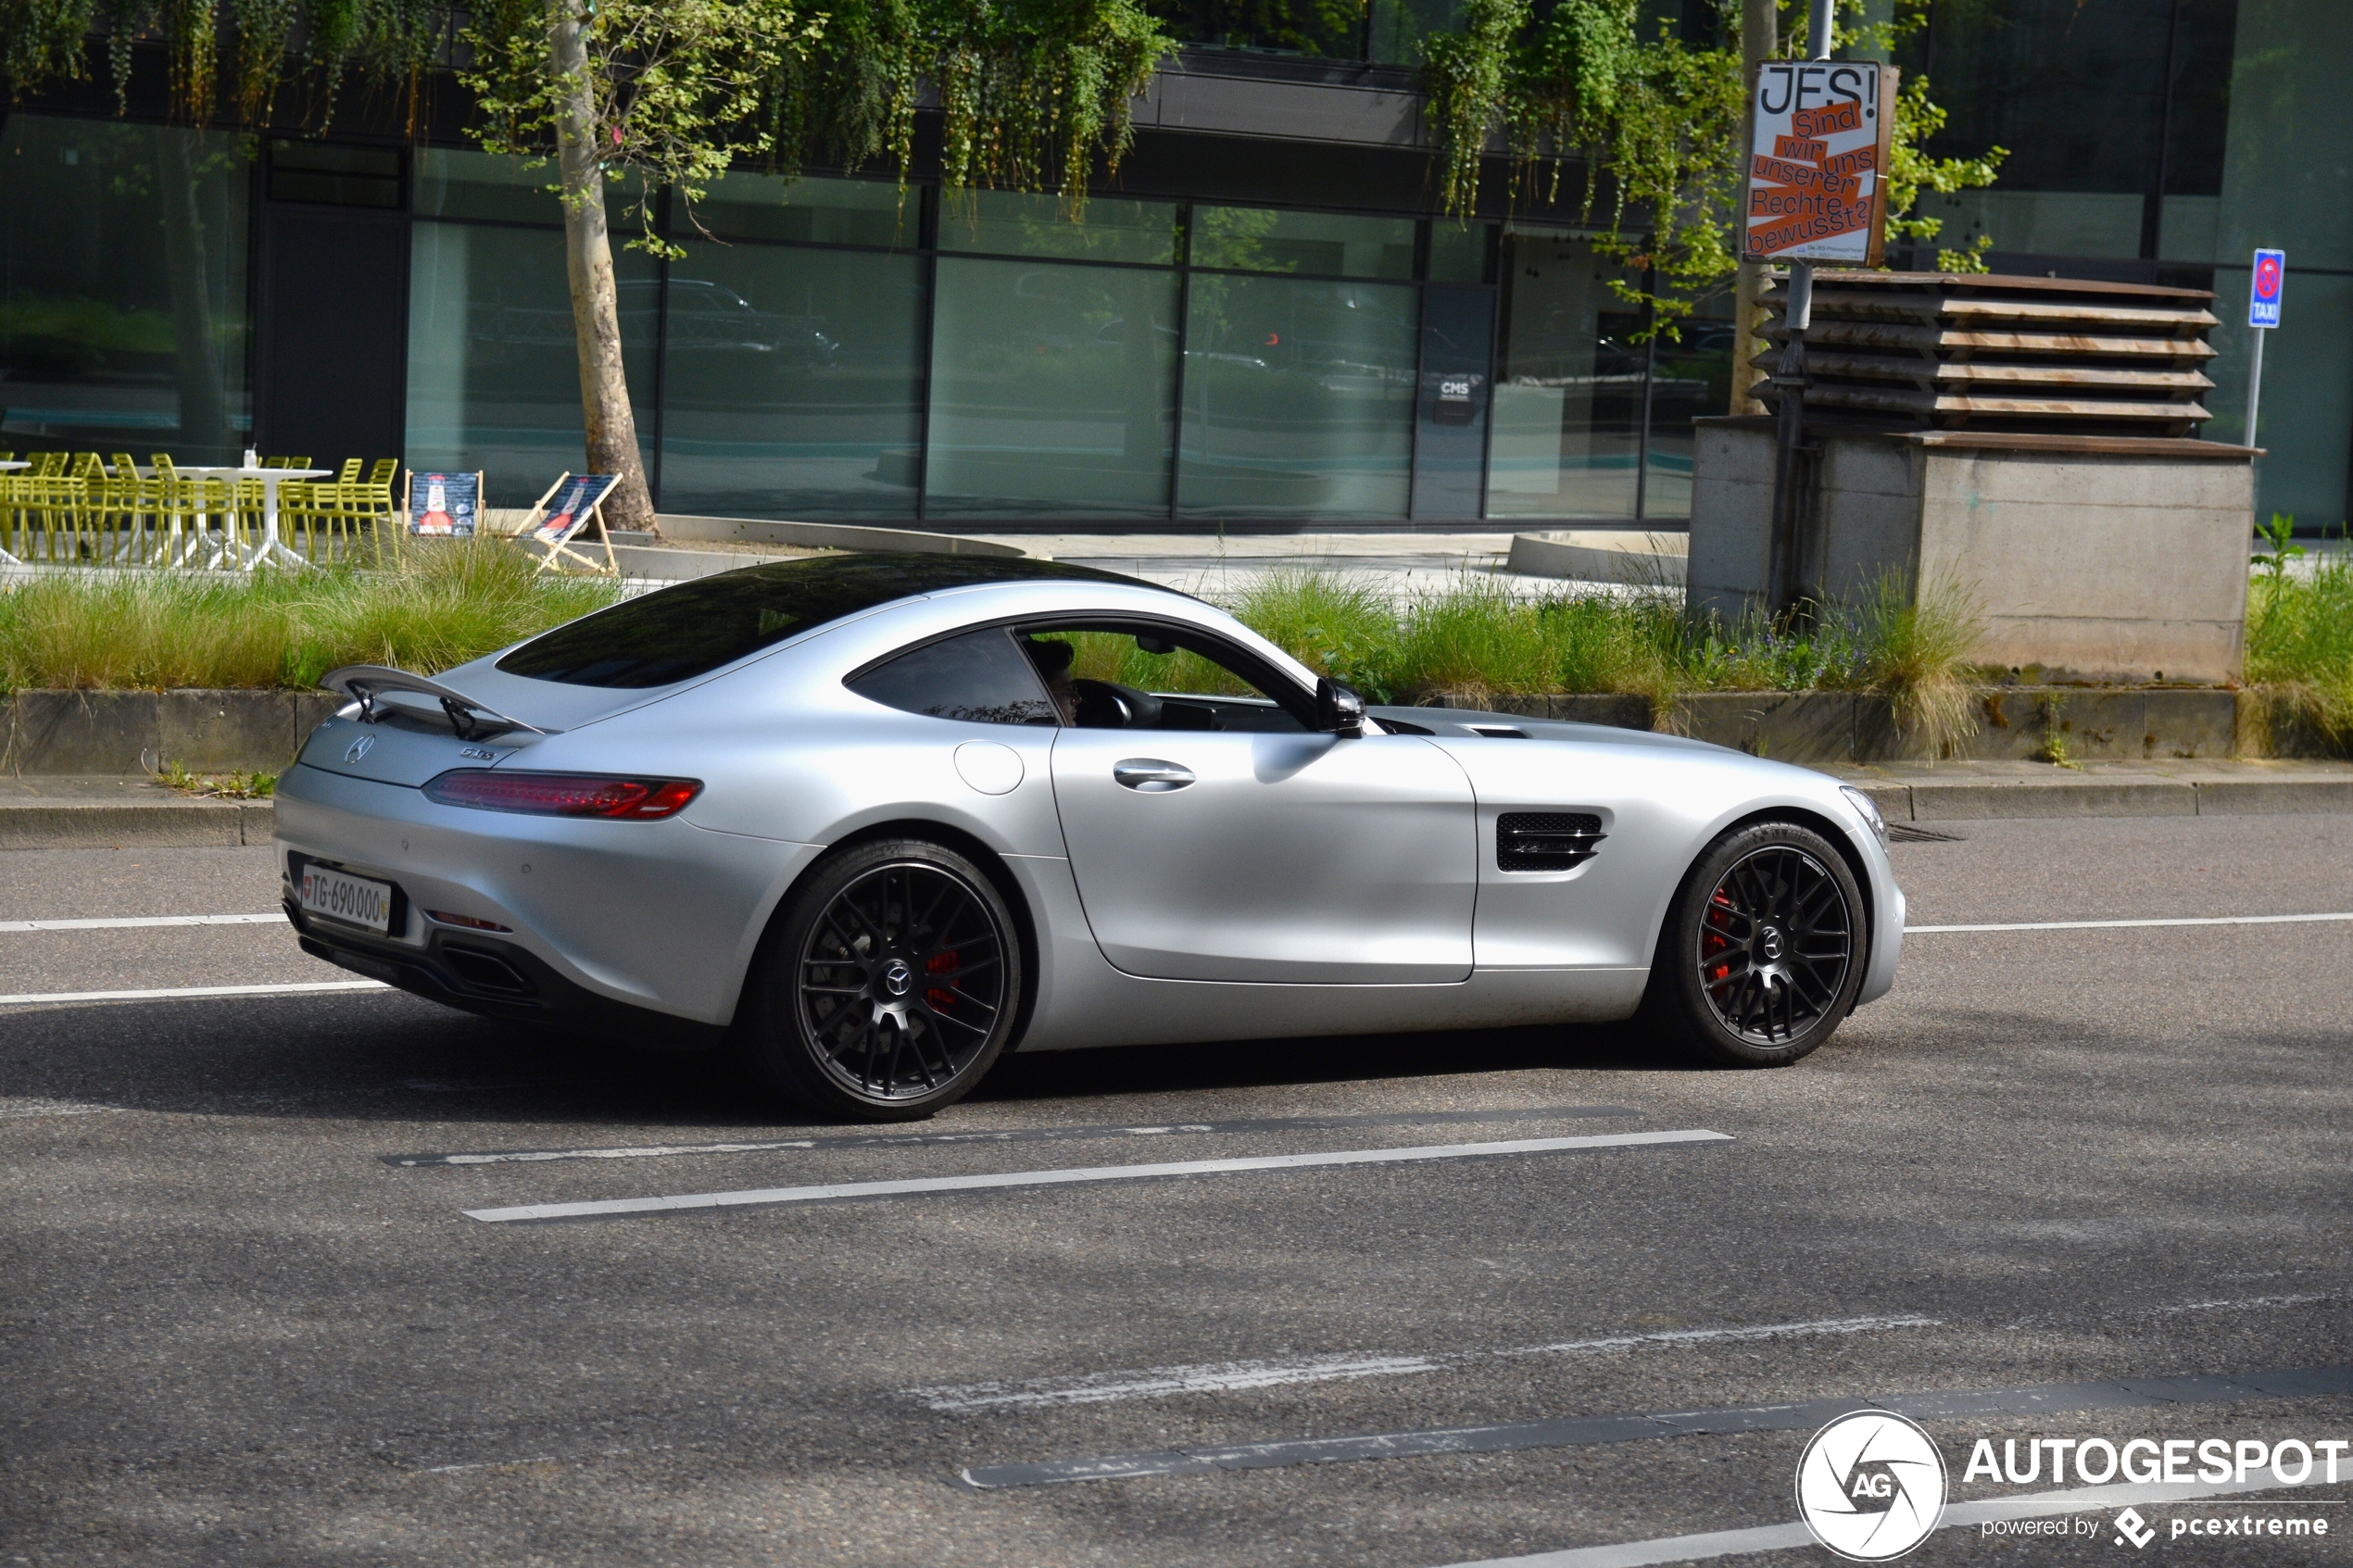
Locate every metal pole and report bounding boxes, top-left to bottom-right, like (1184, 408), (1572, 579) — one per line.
(2244, 325), (2266, 448)
(1634, 268), (1656, 523)
(1767, 0), (1836, 612)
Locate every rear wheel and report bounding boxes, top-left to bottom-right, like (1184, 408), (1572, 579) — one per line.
(1643, 821), (1865, 1067)
(743, 838), (1023, 1121)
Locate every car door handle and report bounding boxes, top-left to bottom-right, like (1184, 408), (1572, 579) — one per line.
(1113, 759), (1194, 792)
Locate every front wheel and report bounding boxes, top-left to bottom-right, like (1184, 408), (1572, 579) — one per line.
(1643, 821), (1866, 1067)
(742, 839), (1024, 1121)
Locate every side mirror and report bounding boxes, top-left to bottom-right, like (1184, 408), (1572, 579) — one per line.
(1315, 677), (1365, 738)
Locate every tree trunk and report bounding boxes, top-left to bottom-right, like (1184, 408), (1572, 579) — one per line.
(1729, 0), (1776, 416)
(548, 0), (658, 533)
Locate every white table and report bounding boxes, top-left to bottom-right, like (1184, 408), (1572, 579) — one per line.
(170, 466), (333, 570)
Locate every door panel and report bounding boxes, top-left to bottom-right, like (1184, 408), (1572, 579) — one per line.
(1050, 730), (1477, 984)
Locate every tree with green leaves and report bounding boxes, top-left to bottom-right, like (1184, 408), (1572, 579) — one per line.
(1, 0), (1172, 525)
(1424, 0), (2006, 405)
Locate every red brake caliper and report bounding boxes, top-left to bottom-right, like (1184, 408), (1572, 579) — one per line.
(1704, 889), (1736, 985)
(925, 949), (959, 1011)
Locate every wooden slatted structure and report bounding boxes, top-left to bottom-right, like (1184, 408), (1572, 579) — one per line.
(1756, 271), (2219, 437)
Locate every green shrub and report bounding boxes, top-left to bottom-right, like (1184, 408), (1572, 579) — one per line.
(0, 538), (620, 692)
(2246, 530), (2353, 749)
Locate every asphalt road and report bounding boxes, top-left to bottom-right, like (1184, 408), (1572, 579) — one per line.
(1, 816), (2347, 1566)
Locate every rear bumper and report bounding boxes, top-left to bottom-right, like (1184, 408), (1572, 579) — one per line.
(284, 896), (729, 1047)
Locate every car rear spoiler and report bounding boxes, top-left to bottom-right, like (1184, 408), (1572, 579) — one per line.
(321, 665), (556, 741)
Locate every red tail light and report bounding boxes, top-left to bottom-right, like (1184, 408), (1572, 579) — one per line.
(423, 770), (702, 820)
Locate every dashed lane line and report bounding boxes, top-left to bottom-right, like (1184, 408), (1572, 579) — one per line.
(460, 1129), (1735, 1224)
(0, 912), (287, 932)
(385, 1104), (1644, 1168)
(953, 1366), (2353, 1488)
(1909, 911), (2353, 934)
(0, 980), (387, 1005)
(908, 1315), (1941, 1412)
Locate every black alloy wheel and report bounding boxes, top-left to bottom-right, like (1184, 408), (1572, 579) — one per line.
(1643, 821), (1866, 1066)
(746, 839), (1023, 1120)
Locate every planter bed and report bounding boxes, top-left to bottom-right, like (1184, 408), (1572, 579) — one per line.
(0, 683), (2326, 778)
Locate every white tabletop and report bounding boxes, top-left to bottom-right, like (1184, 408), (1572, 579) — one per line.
(171, 466), (334, 480)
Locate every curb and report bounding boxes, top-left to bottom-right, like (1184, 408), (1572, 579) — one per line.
(1851, 775), (2353, 822)
(0, 798), (275, 851)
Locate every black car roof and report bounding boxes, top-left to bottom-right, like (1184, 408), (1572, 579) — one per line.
(497, 552), (1171, 689)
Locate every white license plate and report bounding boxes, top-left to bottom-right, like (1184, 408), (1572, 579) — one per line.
(298, 864), (396, 933)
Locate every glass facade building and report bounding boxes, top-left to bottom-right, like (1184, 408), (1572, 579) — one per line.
(0, 0), (2345, 531)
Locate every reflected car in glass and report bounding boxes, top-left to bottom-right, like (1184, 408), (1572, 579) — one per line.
(273, 556), (1905, 1122)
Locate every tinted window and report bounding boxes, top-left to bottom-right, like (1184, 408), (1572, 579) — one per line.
(497, 554), (1155, 688)
(848, 628), (1059, 725)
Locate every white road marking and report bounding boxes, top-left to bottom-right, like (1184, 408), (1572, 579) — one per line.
(462, 1129), (1735, 1223)
(909, 1315), (1939, 1411)
(0, 1098), (118, 1119)
(0, 912), (286, 932)
(1909, 911), (2353, 934)
(0, 980), (388, 1005)
(387, 1105), (1641, 1168)
(2151, 1291), (2343, 1314)
(1431, 1465), (2336, 1568)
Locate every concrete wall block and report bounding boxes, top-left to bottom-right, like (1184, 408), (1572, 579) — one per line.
(1915, 499), (2248, 622)
(1914, 450), (2252, 509)
(1971, 616), (2243, 686)
(1, 691), (163, 776)
(2137, 690), (2236, 759)
(1548, 694), (1653, 730)
(159, 691), (301, 771)
(1668, 692), (1856, 763)
(1818, 439), (1922, 503)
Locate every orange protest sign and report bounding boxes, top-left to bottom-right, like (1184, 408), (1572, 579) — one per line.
(1792, 99), (1862, 138)
(1750, 155), (1862, 200)
(1823, 144), (1879, 179)
(1741, 59), (1898, 266)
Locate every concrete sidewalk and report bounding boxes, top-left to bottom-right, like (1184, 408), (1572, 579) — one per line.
(4, 759), (2347, 852)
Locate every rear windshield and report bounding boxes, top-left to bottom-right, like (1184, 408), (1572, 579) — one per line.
(497, 553), (1153, 688)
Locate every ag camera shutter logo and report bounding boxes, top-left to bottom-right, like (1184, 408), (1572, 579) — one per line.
(1794, 1410), (1947, 1561)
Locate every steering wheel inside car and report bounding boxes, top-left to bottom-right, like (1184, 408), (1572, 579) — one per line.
(1070, 679), (1164, 729)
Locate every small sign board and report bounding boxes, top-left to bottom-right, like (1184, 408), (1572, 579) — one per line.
(1741, 60), (1900, 267)
(405, 470), (482, 536)
(2249, 248), (2285, 329)
(530, 474), (620, 547)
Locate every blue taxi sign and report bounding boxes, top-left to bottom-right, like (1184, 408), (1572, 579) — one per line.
(2249, 249), (2285, 328)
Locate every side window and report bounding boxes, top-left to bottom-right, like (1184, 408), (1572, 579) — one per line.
(1018, 623), (1311, 733)
(846, 627), (1059, 725)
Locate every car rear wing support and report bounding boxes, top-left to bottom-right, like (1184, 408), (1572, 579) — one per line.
(321, 665), (556, 741)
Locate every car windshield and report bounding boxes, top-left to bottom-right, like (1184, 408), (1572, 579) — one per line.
(496, 553), (1155, 688)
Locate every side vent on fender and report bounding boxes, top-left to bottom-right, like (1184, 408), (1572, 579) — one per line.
(1497, 812), (1606, 872)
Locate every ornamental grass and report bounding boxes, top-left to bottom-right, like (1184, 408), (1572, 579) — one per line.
(0, 538), (621, 693)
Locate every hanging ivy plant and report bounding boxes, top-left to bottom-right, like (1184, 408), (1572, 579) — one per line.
(0, 0), (1171, 213)
(1424, 0), (2006, 327)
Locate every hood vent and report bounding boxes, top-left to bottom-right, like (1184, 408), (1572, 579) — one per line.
(1497, 812), (1605, 872)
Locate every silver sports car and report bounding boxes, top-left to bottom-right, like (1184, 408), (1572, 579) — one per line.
(275, 554), (1905, 1121)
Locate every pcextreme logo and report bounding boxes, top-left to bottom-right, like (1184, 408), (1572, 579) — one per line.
(1794, 1410), (1948, 1562)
